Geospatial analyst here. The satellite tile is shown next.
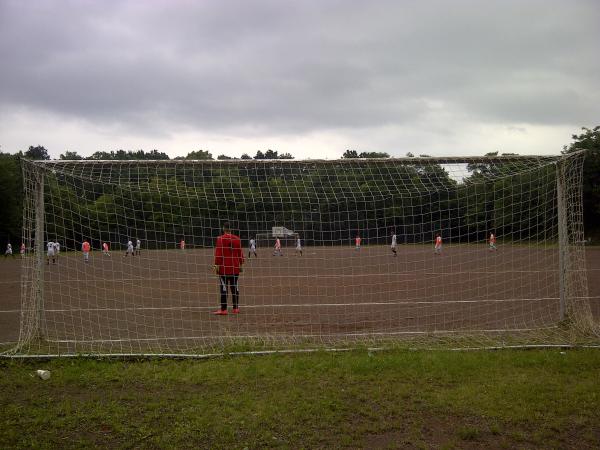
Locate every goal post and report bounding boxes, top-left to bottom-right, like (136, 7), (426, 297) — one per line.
(7, 152), (598, 356)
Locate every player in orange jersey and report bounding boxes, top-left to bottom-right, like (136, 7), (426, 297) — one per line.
(82, 240), (91, 263)
(489, 232), (497, 251)
(273, 237), (283, 256)
(434, 233), (442, 255)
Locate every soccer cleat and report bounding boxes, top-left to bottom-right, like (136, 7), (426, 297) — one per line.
(232, 308), (240, 314)
(212, 309), (228, 315)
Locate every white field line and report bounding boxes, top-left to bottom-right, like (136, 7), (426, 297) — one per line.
(4, 267), (600, 286)
(3, 296), (599, 315)
(46, 326), (560, 344)
(0, 270), (571, 285)
(0, 297), (564, 314)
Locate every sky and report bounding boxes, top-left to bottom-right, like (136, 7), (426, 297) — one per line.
(0, 0), (599, 160)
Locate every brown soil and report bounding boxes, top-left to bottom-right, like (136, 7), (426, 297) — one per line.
(1, 245), (599, 351)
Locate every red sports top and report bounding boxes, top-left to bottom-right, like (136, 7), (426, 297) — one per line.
(214, 233), (244, 275)
(82, 241), (91, 252)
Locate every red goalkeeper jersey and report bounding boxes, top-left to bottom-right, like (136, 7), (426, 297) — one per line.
(214, 233), (244, 275)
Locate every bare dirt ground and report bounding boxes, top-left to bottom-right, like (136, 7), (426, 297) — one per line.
(1, 245), (599, 351)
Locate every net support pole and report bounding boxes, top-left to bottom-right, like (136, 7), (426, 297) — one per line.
(556, 163), (567, 321)
(33, 170), (45, 339)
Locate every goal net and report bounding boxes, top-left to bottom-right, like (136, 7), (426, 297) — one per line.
(8, 152), (599, 356)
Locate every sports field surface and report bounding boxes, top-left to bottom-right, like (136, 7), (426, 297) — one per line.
(1, 245), (599, 352)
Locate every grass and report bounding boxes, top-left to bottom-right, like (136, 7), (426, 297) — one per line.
(1, 349), (599, 449)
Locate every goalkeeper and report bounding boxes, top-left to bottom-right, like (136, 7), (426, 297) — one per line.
(213, 222), (244, 315)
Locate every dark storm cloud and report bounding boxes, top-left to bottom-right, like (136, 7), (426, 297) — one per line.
(0, 0), (599, 137)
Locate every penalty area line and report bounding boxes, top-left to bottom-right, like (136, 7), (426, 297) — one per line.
(0, 297), (561, 314)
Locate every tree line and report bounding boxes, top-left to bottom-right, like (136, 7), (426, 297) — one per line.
(1, 126), (599, 250)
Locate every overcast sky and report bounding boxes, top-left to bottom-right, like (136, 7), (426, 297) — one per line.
(0, 0), (598, 159)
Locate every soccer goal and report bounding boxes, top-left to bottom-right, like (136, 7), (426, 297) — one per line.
(255, 227), (300, 250)
(7, 152), (599, 356)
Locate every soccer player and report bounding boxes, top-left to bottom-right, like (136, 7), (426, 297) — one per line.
(391, 232), (397, 257)
(248, 237), (257, 258)
(295, 236), (303, 256)
(180, 239), (185, 250)
(355, 235), (361, 250)
(213, 222), (244, 315)
(273, 237), (283, 256)
(82, 239), (91, 263)
(434, 233), (442, 255)
(102, 242), (111, 256)
(125, 240), (134, 257)
(47, 240), (56, 265)
(53, 241), (60, 259)
(20, 242), (25, 258)
(4, 243), (14, 258)
(489, 232), (497, 251)
(136, 239), (141, 255)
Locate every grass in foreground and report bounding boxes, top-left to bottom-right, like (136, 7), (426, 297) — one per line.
(1, 349), (599, 449)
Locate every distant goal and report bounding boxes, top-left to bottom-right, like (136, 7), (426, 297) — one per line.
(255, 227), (299, 249)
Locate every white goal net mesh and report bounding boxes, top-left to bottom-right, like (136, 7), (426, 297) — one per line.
(7, 152), (599, 355)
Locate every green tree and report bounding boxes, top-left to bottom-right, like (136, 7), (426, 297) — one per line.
(59, 151), (83, 160)
(24, 145), (50, 160)
(359, 152), (389, 158)
(217, 154), (234, 160)
(142, 149), (170, 160)
(343, 150), (390, 158)
(253, 149), (294, 160)
(0, 153), (23, 245)
(563, 126), (600, 238)
(185, 150), (213, 160)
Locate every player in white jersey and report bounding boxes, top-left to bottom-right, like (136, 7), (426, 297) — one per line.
(47, 241), (56, 264)
(273, 237), (283, 256)
(53, 241), (60, 259)
(4, 243), (14, 258)
(295, 237), (303, 256)
(136, 239), (141, 255)
(125, 240), (134, 257)
(434, 233), (442, 255)
(390, 233), (397, 257)
(248, 238), (257, 258)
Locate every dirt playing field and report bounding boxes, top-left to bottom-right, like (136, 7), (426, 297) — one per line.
(1, 245), (599, 352)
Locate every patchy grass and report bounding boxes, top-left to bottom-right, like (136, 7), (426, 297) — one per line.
(1, 349), (599, 449)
